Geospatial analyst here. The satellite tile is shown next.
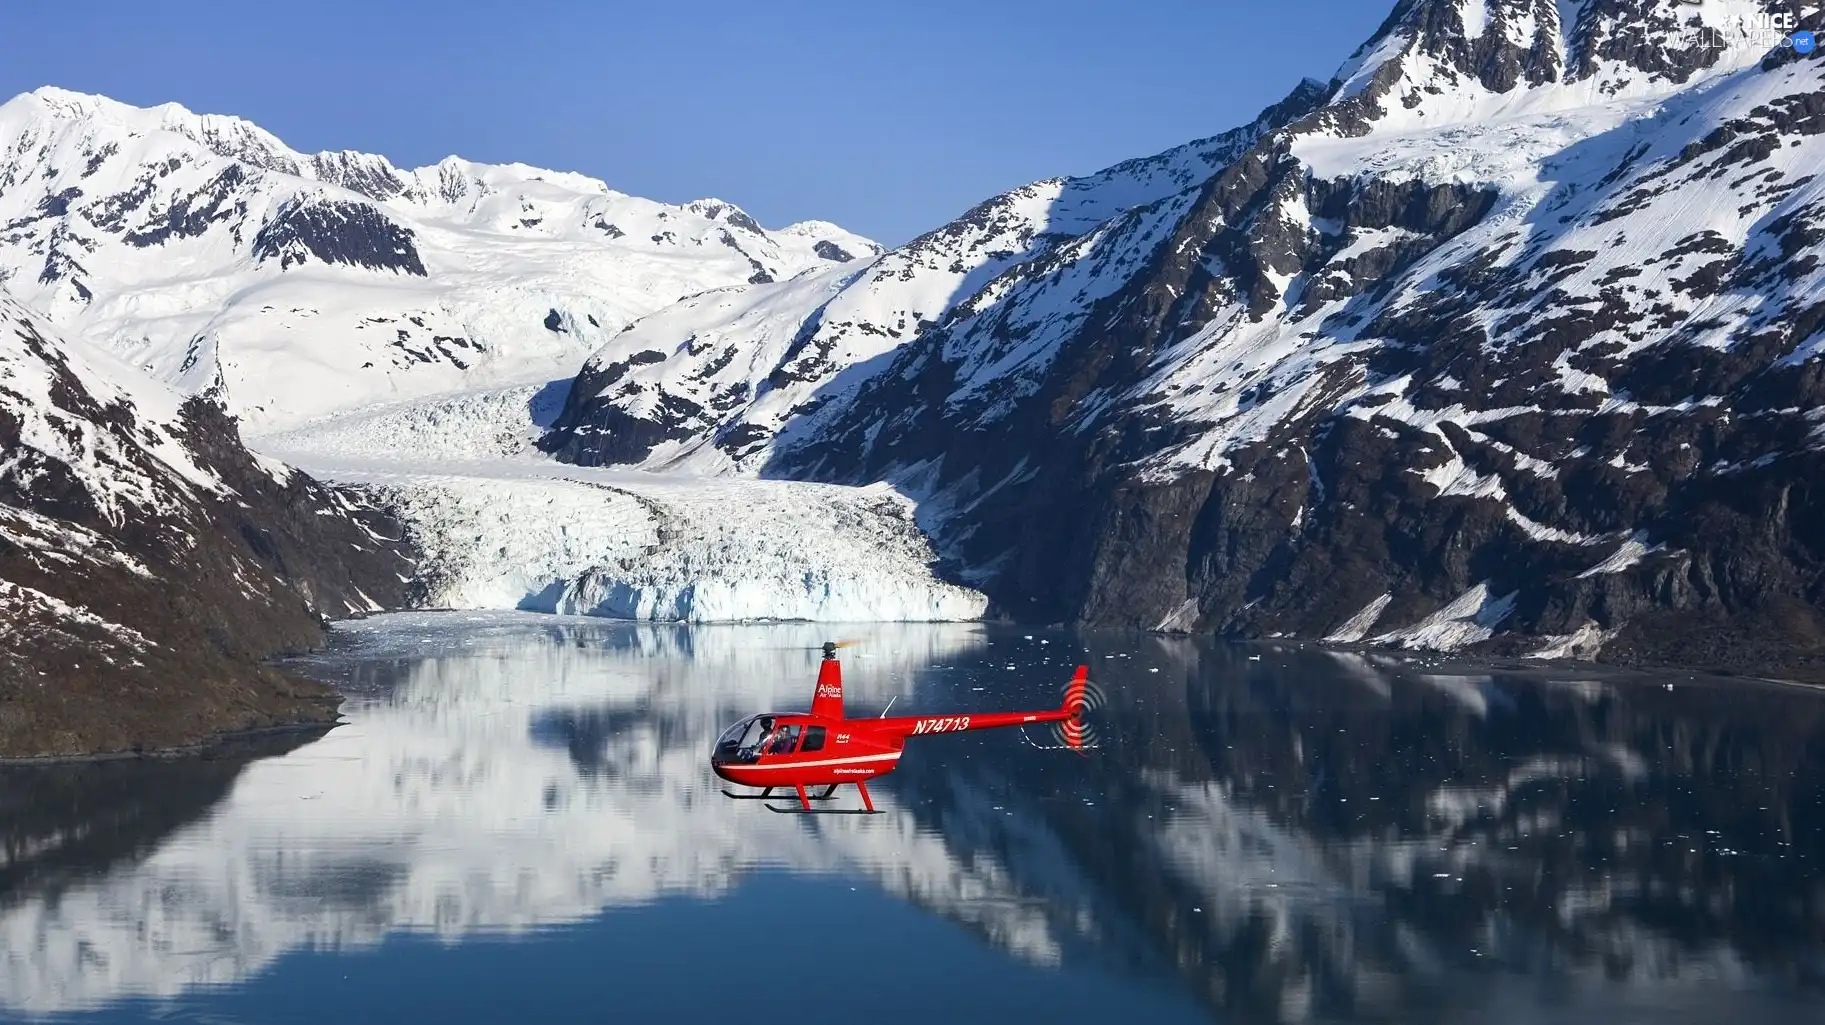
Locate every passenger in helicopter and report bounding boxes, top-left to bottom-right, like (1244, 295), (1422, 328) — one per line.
(763, 723), (801, 756)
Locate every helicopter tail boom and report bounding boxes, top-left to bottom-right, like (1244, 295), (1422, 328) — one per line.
(871, 665), (1090, 741)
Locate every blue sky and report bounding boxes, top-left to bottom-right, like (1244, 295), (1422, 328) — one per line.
(0, 0), (1393, 246)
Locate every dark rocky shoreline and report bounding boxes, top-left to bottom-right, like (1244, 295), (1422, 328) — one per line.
(0, 719), (336, 766)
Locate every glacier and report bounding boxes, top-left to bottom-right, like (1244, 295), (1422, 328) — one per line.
(256, 384), (986, 624)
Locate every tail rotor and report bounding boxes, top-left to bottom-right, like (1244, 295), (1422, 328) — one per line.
(1024, 666), (1106, 752)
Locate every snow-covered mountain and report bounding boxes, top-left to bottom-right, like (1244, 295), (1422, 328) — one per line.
(0, 293), (412, 758)
(0, 87), (879, 429)
(541, 81), (1328, 472)
(542, 0), (1825, 677)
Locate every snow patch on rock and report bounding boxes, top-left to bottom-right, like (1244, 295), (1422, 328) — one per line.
(1577, 532), (1664, 578)
(1524, 621), (1616, 660)
(1371, 582), (1518, 651)
(1325, 594), (1393, 643)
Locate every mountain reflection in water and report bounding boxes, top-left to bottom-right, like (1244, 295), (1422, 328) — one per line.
(2, 612), (1824, 1024)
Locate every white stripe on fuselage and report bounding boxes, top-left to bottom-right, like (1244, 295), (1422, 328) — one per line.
(737, 752), (901, 770)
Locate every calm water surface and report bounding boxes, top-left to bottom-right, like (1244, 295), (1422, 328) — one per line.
(4, 613), (1825, 1024)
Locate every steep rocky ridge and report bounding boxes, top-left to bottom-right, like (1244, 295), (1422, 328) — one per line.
(0, 295), (413, 758)
(541, 79), (1330, 471)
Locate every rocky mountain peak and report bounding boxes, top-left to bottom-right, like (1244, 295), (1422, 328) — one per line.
(1349, 0), (1570, 94)
(1320, 0), (1806, 135)
(685, 198), (765, 234)
(19, 85), (301, 175)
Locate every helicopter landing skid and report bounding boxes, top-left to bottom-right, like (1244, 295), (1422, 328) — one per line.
(722, 785), (839, 801)
(765, 781), (880, 814)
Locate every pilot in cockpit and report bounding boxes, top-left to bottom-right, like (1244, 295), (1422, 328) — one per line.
(741, 717), (774, 758)
(761, 726), (788, 755)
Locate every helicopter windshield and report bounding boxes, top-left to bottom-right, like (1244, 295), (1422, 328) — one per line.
(713, 715), (774, 765)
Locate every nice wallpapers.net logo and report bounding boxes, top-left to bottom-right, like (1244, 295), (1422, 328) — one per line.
(1655, 8), (1817, 56)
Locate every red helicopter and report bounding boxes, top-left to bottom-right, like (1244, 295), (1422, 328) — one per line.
(712, 641), (1092, 814)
